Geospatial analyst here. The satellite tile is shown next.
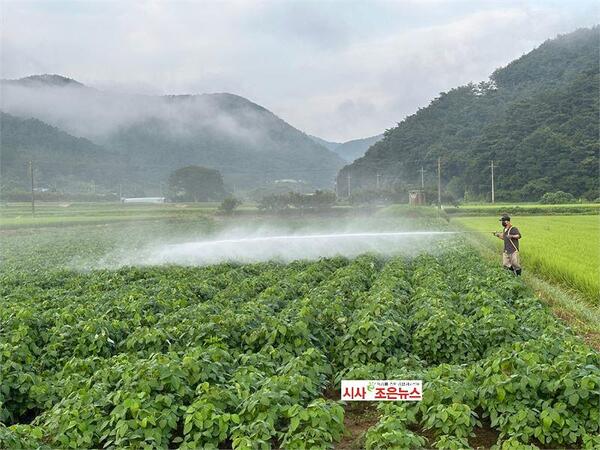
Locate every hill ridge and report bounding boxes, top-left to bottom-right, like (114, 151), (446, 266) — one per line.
(337, 26), (599, 202)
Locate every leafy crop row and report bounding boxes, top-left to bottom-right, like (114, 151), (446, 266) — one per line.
(1, 242), (598, 449)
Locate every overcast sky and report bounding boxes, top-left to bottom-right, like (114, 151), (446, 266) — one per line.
(1, 0), (598, 142)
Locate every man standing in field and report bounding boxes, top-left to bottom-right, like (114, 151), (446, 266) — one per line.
(494, 214), (522, 276)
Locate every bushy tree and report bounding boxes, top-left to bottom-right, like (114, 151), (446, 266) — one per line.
(168, 165), (227, 202)
(348, 189), (403, 206)
(520, 178), (552, 201)
(258, 193), (290, 211)
(539, 191), (576, 204)
(258, 191), (336, 211)
(289, 190), (336, 209)
(218, 197), (241, 213)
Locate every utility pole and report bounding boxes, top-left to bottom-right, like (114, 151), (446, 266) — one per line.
(418, 167), (425, 189)
(376, 172), (381, 190)
(29, 160), (35, 215)
(437, 157), (441, 208)
(490, 160), (496, 204)
(118, 183), (122, 200)
(347, 172), (351, 198)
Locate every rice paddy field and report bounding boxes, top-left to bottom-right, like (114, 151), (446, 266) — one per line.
(444, 203), (600, 216)
(0, 202), (221, 228)
(453, 215), (600, 303)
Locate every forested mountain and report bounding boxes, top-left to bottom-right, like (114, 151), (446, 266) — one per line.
(0, 76), (344, 194)
(337, 27), (599, 201)
(308, 135), (341, 152)
(0, 113), (123, 192)
(334, 135), (383, 162)
(309, 134), (384, 162)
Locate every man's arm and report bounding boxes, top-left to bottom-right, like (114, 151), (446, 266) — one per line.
(509, 228), (521, 239)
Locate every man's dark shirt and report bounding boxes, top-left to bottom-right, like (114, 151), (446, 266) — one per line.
(503, 226), (520, 254)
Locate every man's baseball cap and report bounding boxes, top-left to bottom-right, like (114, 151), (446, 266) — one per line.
(499, 214), (510, 221)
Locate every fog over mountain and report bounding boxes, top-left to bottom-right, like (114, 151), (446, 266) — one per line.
(3, 1), (596, 141)
(1, 75), (345, 192)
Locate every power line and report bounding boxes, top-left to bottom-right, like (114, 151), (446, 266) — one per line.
(29, 160), (35, 215)
(347, 172), (352, 197)
(437, 157), (442, 208)
(418, 167), (425, 189)
(490, 160), (497, 204)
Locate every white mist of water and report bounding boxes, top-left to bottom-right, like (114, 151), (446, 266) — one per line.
(107, 230), (459, 267)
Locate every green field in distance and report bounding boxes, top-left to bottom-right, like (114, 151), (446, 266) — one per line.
(453, 215), (600, 303)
